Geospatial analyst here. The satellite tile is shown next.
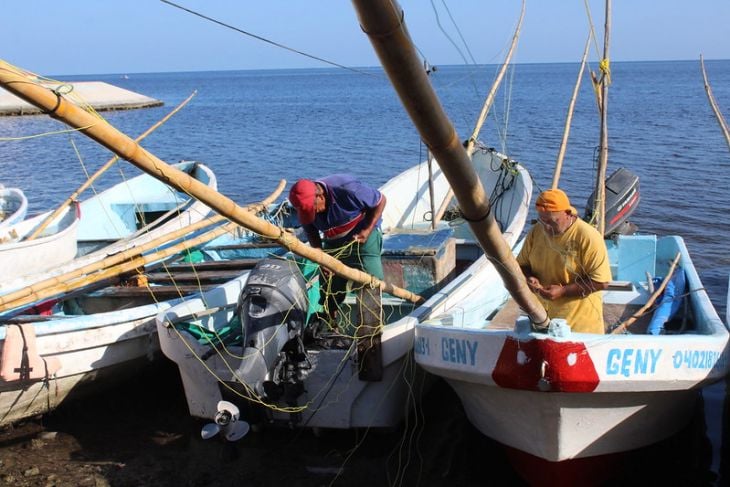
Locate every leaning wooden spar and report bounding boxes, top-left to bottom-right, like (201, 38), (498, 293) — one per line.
(351, 0), (548, 327)
(0, 60), (420, 306)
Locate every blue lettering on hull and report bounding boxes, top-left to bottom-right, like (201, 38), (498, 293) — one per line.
(606, 348), (662, 377)
(414, 337), (430, 356)
(441, 337), (478, 366)
(672, 350), (722, 370)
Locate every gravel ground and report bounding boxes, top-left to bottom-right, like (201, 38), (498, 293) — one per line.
(0, 361), (525, 487)
(0, 360), (719, 487)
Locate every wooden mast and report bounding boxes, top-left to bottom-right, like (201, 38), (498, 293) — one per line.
(552, 34), (591, 189)
(593, 0), (611, 235)
(700, 54), (730, 152)
(351, 0), (548, 327)
(433, 0), (524, 225)
(0, 60), (423, 305)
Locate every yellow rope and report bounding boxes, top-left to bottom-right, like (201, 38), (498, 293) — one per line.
(0, 124), (97, 141)
(599, 57), (612, 85)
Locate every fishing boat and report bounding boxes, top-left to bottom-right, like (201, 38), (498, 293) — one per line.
(410, 3), (730, 483)
(0, 186), (28, 232)
(0, 203), (80, 281)
(156, 146), (531, 432)
(415, 232), (729, 463)
(0, 209), (286, 428)
(0, 160), (217, 293)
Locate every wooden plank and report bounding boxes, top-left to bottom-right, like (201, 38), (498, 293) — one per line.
(485, 299), (521, 330)
(87, 285), (217, 300)
(146, 270), (247, 284)
(486, 299), (653, 334)
(164, 258), (260, 272)
(203, 242), (281, 250)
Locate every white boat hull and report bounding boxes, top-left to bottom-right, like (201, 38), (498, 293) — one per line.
(415, 234), (730, 461)
(0, 161), (216, 296)
(0, 301), (172, 427)
(0, 204), (80, 281)
(0, 186), (28, 231)
(158, 147), (533, 430)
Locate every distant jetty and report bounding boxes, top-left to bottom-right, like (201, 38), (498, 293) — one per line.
(0, 81), (163, 116)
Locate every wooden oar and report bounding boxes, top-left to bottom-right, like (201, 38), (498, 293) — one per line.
(552, 34), (591, 189)
(25, 91), (197, 241)
(700, 54), (730, 153)
(0, 180), (285, 310)
(433, 0), (524, 226)
(0, 60), (423, 305)
(611, 252), (681, 334)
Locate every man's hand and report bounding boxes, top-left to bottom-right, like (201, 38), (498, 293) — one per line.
(526, 276), (543, 293)
(352, 227), (372, 244)
(538, 284), (566, 301)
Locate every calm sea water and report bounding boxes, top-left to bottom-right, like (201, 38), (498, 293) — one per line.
(1, 60), (729, 483)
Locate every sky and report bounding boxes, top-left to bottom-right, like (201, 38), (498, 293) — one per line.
(1, 0), (729, 76)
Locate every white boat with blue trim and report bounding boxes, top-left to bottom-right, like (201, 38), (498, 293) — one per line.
(0, 185), (27, 232)
(415, 232), (729, 465)
(0, 203), (80, 282)
(0, 160), (216, 293)
(156, 146), (532, 433)
(0, 220), (282, 428)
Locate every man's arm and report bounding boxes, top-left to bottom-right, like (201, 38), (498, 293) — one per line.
(303, 224), (322, 249)
(353, 194), (386, 243)
(520, 264), (543, 293)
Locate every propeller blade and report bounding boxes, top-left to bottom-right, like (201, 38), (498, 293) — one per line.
(201, 423), (221, 440)
(223, 420), (250, 441)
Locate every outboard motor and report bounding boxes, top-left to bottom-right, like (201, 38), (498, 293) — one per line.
(234, 258), (310, 404)
(584, 167), (640, 237)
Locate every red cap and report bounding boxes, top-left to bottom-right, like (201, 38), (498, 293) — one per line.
(289, 179), (317, 224)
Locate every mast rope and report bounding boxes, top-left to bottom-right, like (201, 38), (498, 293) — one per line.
(159, 0), (375, 77)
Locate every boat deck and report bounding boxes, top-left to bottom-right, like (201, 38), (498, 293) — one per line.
(485, 298), (653, 334)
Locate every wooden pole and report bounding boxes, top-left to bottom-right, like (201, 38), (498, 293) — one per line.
(0, 181), (285, 309)
(552, 34), (591, 189)
(466, 0), (524, 154)
(593, 0), (611, 236)
(2, 221), (240, 314)
(433, 0), (525, 226)
(0, 60), (423, 305)
(611, 253), (681, 334)
(700, 54), (730, 153)
(352, 0), (548, 327)
(427, 152), (436, 230)
(25, 91), (197, 241)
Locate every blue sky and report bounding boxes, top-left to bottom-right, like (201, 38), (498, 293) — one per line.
(2, 0), (729, 76)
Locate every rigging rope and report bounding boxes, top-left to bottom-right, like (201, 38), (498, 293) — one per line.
(159, 0), (375, 76)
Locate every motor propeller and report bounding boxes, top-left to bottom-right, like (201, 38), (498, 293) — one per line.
(200, 400), (250, 441)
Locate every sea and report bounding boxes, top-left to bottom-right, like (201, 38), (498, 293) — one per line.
(1, 60), (729, 485)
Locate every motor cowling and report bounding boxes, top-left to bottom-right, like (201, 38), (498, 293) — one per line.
(234, 258), (310, 399)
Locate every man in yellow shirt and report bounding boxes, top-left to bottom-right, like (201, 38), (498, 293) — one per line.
(517, 189), (612, 333)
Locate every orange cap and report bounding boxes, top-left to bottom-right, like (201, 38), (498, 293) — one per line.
(535, 189), (577, 215)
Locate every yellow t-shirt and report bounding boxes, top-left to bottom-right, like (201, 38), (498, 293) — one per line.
(516, 218), (612, 333)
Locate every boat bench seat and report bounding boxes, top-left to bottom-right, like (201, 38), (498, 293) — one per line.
(382, 227), (456, 299)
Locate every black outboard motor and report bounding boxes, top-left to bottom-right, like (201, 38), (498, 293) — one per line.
(584, 167), (640, 237)
(234, 258), (310, 403)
